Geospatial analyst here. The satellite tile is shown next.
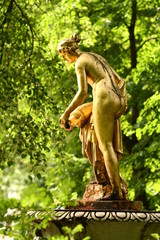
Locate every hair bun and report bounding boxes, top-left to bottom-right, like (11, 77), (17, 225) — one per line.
(71, 33), (81, 43)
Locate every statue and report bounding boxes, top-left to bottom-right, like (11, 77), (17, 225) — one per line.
(58, 34), (128, 201)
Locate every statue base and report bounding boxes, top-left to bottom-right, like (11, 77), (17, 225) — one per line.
(66, 182), (142, 211)
(75, 200), (143, 211)
(81, 182), (129, 202)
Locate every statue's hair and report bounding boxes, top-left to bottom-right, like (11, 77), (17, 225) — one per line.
(57, 33), (81, 53)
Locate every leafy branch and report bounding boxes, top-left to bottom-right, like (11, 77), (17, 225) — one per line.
(14, 0), (35, 62)
(137, 37), (159, 52)
(0, 0), (14, 27)
(0, 0), (14, 64)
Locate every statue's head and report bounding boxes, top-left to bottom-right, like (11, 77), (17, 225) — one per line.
(57, 33), (81, 62)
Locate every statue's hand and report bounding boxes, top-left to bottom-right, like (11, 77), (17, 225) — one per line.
(59, 112), (73, 132)
(59, 112), (69, 127)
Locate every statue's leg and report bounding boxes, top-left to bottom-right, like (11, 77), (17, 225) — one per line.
(93, 80), (123, 199)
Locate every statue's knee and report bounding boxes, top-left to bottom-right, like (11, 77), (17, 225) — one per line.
(100, 142), (113, 153)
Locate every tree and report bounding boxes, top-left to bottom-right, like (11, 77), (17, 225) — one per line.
(0, 0), (160, 237)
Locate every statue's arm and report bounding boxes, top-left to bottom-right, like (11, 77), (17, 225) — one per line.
(60, 62), (87, 127)
(64, 64), (87, 116)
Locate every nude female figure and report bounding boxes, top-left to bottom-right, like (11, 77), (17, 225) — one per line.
(58, 34), (127, 200)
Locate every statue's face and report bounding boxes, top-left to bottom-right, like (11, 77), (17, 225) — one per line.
(58, 50), (76, 63)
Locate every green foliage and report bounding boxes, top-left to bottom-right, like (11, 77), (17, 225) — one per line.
(0, 0), (160, 238)
(51, 224), (91, 240)
(150, 233), (160, 240)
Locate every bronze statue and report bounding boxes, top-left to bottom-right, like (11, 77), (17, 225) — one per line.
(58, 34), (128, 200)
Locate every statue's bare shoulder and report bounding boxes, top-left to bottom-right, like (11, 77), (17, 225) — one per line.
(75, 52), (93, 70)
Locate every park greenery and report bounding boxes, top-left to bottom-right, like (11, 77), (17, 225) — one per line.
(0, 0), (160, 238)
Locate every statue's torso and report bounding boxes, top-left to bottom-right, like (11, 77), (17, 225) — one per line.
(76, 53), (112, 88)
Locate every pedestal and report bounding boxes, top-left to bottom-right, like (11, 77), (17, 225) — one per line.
(37, 209), (160, 240)
(5, 207), (160, 240)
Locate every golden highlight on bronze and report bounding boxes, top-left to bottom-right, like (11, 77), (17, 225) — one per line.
(58, 33), (128, 200)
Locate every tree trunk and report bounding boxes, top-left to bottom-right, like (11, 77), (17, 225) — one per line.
(128, 0), (139, 127)
(127, 0), (148, 208)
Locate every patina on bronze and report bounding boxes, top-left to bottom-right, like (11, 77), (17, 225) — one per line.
(58, 33), (128, 201)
